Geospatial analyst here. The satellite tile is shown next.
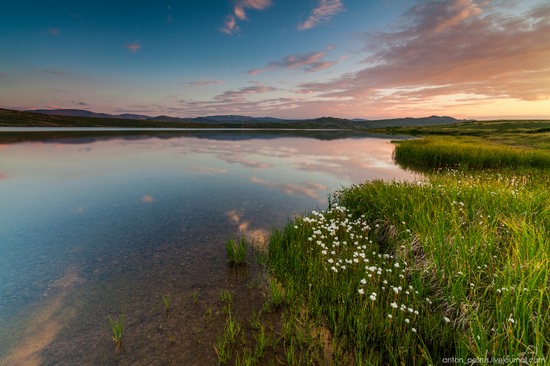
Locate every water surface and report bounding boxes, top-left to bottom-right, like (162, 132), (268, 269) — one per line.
(0, 130), (416, 365)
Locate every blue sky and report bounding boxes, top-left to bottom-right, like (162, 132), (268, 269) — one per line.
(1, 0), (549, 119)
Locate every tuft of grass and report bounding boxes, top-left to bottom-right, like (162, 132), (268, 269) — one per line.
(108, 313), (125, 353)
(267, 276), (285, 309)
(162, 293), (171, 320)
(226, 236), (248, 265)
(214, 310), (243, 364)
(192, 290), (198, 307)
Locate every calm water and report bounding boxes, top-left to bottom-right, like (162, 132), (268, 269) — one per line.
(0, 129), (416, 365)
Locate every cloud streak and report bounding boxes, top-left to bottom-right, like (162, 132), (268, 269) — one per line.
(298, 0), (344, 30)
(249, 48), (337, 75)
(185, 79), (225, 87)
(214, 83), (277, 101)
(221, 0), (272, 35)
(299, 0), (550, 105)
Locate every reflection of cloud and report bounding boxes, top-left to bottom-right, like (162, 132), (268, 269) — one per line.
(0, 172), (8, 180)
(3, 266), (81, 365)
(73, 207), (85, 213)
(163, 134), (415, 183)
(226, 209), (249, 231)
(226, 209), (269, 247)
(141, 195), (154, 203)
(250, 176), (326, 200)
(218, 154), (270, 169)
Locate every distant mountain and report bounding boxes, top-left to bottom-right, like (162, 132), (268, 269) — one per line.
(195, 115), (289, 123)
(26, 109), (291, 124)
(27, 109), (151, 120)
(14, 108), (460, 129)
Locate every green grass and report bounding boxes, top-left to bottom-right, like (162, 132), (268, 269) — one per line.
(162, 294), (171, 320)
(266, 123), (549, 364)
(108, 313), (125, 353)
(370, 119), (550, 150)
(226, 236), (248, 266)
(393, 136), (550, 170)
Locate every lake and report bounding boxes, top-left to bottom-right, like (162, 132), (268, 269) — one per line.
(0, 129), (416, 365)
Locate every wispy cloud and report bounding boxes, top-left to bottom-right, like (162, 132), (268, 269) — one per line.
(221, 15), (239, 35)
(299, 0), (550, 106)
(249, 47), (337, 75)
(126, 41), (141, 52)
(71, 101), (89, 106)
(297, 0), (344, 30)
(170, 95), (304, 117)
(185, 79), (225, 87)
(214, 83), (277, 101)
(43, 68), (65, 76)
(47, 27), (60, 36)
(221, 0), (272, 35)
(166, 5), (173, 24)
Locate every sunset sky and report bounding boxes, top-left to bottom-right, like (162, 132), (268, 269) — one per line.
(1, 0), (549, 119)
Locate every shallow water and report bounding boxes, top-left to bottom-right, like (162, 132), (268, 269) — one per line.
(0, 130), (416, 365)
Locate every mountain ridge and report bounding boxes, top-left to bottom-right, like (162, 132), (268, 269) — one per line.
(0, 108), (461, 129)
(22, 108), (460, 127)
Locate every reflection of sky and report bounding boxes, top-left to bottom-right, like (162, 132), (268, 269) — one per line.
(0, 133), (416, 335)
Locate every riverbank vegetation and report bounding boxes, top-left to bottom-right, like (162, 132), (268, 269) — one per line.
(246, 121), (549, 364)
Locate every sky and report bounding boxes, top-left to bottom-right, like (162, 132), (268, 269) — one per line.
(1, 0), (549, 120)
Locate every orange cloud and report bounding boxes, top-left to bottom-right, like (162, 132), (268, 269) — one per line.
(214, 84), (277, 102)
(126, 42), (141, 52)
(298, 0), (344, 30)
(300, 1), (550, 107)
(249, 50), (337, 75)
(221, 0), (272, 35)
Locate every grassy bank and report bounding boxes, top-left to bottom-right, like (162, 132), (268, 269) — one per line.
(265, 124), (549, 364)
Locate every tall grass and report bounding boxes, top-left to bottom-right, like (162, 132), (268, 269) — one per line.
(267, 136), (549, 364)
(393, 136), (550, 169)
(108, 313), (125, 353)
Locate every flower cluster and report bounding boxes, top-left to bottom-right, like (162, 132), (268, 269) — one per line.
(298, 203), (431, 334)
